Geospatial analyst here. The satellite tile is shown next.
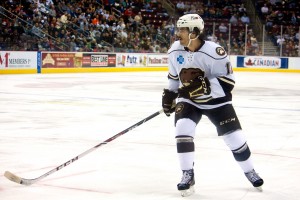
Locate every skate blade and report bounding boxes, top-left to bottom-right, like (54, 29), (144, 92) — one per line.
(180, 186), (195, 197)
(255, 186), (263, 192)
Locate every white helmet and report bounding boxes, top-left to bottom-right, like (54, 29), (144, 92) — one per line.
(177, 14), (204, 33)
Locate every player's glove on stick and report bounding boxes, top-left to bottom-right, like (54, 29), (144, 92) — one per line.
(178, 76), (211, 99)
(162, 89), (178, 116)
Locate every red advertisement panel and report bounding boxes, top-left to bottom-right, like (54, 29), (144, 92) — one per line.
(42, 52), (78, 68)
(41, 52), (117, 68)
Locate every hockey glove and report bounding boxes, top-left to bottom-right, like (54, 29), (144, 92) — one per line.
(162, 89), (178, 116)
(178, 76), (211, 99)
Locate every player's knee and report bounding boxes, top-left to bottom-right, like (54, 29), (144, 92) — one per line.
(222, 130), (251, 161)
(176, 136), (194, 153)
(175, 119), (196, 138)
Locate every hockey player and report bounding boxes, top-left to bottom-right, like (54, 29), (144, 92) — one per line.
(162, 14), (264, 197)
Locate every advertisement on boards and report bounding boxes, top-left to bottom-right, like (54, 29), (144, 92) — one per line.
(42, 52), (76, 68)
(116, 53), (147, 67)
(82, 53), (116, 67)
(41, 52), (116, 68)
(0, 51), (37, 69)
(147, 54), (168, 66)
(237, 56), (289, 69)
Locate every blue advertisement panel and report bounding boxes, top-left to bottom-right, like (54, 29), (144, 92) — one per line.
(37, 51), (41, 73)
(237, 56), (288, 69)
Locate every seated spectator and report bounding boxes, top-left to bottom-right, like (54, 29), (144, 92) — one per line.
(91, 16), (100, 26)
(60, 11), (68, 27)
(176, 1), (185, 15)
(124, 7), (134, 23)
(31, 22), (43, 37)
(219, 23), (228, 33)
(277, 36), (285, 46)
(231, 41), (242, 55)
(229, 14), (239, 25)
(275, 11), (286, 25)
(265, 12), (275, 31)
(295, 32), (299, 42)
(133, 12), (143, 31)
(261, 3), (269, 18)
(238, 3), (247, 17)
(207, 34), (218, 43)
(290, 12), (298, 25)
(240, 13), (250, 24)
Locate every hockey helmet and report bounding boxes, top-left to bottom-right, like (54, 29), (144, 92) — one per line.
(176, 14), (204, 33)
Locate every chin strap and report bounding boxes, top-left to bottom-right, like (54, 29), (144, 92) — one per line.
(186, 33), (199, 48)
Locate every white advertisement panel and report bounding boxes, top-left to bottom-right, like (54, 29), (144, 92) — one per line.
(116, 53), (147, 67)
(91, 54), (109, 67)
(236, 56), (288, 69)
(147, 54), (168, 67)
(0, 51), (37, 69)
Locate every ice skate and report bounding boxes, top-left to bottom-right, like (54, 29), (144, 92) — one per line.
(177, 169), (195, 197)
(245, 169), (264, 191)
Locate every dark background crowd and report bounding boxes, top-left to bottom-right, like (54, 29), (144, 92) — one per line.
(0, 0), (299, 57)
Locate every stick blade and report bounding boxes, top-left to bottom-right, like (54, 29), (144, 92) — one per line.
(4, 171), (22, 184)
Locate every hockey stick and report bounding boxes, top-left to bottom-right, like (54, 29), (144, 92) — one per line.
(4, 109), (164, 186)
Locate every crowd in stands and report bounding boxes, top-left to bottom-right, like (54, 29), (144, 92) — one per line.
(175, 0), (261, 55)
(0, 0), (298, 56)
(0, 0), (172, 53)
(254, 0), (300, 56)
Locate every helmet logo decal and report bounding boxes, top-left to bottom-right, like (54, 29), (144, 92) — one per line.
(177, 55), (184, 64)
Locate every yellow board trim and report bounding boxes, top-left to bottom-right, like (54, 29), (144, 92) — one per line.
(233, 68), (300, 73)
(0, 69), (37, 74)
(41, 67), (168, 73)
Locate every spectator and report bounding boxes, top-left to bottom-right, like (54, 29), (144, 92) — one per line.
(91, 16), (100, 26)
(31, 22), (43, 38)
(261, 3), (269, 17)
(238, 3), (247, 17)
(277, 36), (285, 46)
(60, 11), (68, 24)
(290, 12), (298, 25)
(133, 12), (143, 31)
(207, 34), (218, 43)
(176, 1), (185, 15)
(124, 7), (134, 22)
(229, 14), (239, 25)
(219, 23), (228, 33)
(295, 32), (299, 42)
(240, 13), (250, 24)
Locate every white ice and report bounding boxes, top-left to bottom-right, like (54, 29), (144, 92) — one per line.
(0, 71), (299, 200)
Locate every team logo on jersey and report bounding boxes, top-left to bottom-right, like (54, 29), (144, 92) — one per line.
(177, 55), (184, 64)
(175, 103), (184, 114)
(216, 47), (226, 56)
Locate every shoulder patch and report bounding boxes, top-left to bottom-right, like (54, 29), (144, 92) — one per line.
(177, 55), (185, 64)
(216, 47), (226, 56)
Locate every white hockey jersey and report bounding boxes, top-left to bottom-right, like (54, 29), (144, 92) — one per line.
(167, 40), (235, 109)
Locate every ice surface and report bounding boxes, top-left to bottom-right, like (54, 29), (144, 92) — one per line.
(0, 71), (299, 200)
